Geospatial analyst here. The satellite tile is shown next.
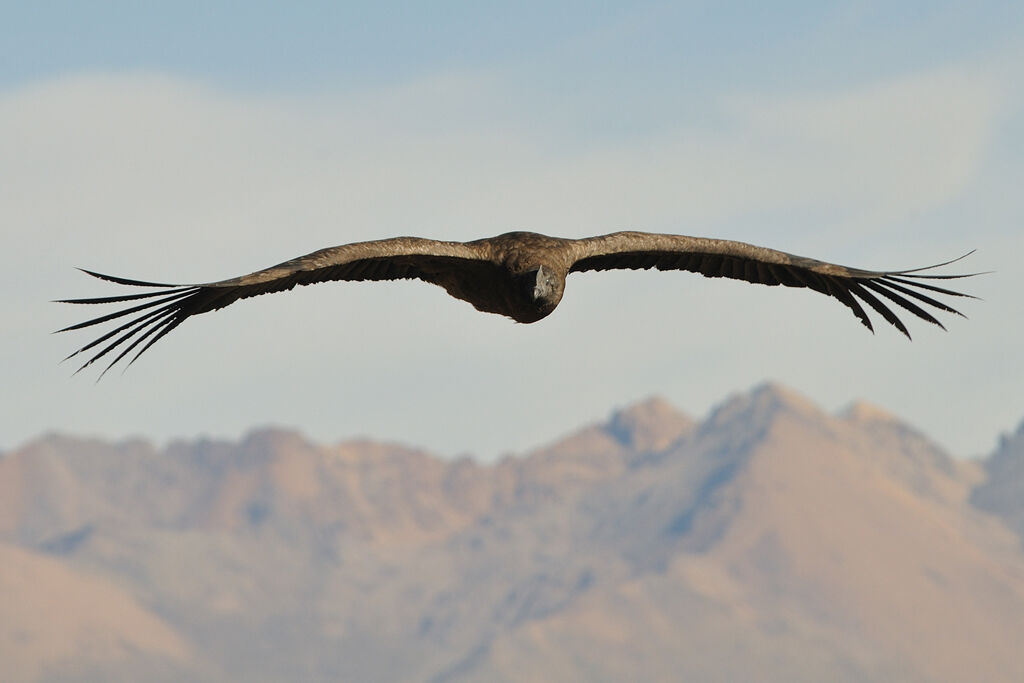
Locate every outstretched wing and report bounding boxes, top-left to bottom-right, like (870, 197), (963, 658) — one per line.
(567, 231), (979, 336)
(58, 237), (489, 377)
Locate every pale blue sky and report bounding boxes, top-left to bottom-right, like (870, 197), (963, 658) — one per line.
(4, 3), (1018, 93)
(2, 2), (1022, 459)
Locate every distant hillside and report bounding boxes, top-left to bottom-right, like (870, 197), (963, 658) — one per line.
(2, 384), (1024, 682)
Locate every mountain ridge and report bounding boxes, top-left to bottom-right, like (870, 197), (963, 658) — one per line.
(3, 382), (1024, 682)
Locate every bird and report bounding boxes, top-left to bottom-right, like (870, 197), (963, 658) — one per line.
(58, 231), (978, 378)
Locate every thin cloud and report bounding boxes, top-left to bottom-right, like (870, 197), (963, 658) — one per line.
(0, 62), (1016, 458)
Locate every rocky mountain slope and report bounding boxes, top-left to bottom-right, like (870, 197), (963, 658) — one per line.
(2, 384), (1023, 682)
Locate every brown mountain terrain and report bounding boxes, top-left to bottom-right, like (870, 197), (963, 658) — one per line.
(2, 384), (1024, 682)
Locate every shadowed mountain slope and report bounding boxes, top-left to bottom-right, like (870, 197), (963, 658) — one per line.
(971, 419), (1024, 544)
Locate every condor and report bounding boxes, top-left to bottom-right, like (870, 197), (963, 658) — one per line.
(59, 231), (978, 377)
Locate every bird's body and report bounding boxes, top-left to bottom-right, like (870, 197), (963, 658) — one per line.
(59, 230), (978, 377)
(460, 232), (570, 322)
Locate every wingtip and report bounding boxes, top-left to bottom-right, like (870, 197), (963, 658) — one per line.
(891, 251), (991, 281)
(76, 267), (179, 288)
(77, 267), (108, 281)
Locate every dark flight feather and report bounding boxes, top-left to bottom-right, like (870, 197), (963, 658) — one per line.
(58, 231), (980, 377)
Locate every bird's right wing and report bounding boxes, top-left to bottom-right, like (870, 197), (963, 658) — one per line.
(57, 237), (491, 377)
(567, 231), (980, 336)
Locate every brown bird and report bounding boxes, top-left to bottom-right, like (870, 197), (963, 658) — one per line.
(58, 231), (977, 377)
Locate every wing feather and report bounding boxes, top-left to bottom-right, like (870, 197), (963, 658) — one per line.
(847, 281), (908, 337)
(823, 277), (874, 332)
(568, 231), (977, 335)
(59, 237), (489, 376)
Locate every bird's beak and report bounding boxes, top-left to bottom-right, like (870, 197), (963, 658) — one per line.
(532, 266), (552, 301)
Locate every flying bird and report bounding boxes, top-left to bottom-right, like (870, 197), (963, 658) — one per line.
(58, 231), (977, 377)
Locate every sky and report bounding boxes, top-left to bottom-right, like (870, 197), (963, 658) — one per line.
(2, 1), (1022, 460)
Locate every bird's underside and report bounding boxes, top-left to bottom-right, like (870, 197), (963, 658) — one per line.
(57, 231), (980, 378)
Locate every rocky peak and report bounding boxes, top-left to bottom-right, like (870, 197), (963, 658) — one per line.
(971, 419), (1024, 542)
(701, 382), (823, 434)
(234, 427), (314, 465)
(986, 419), (1024, 475)
(839, 400), (901, 425)
(605, 396), (695, 452)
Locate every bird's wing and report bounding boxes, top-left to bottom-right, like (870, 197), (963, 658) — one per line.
(567, 231), (979, 336)
(58, 237), (490, 377)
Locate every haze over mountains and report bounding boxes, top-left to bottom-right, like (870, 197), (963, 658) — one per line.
(3, 383), (1024, 682)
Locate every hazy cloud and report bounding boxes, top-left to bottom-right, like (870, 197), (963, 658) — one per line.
(0, 61), (1017, 458)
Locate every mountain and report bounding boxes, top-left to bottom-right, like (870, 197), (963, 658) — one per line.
(971, 419), (1024, 542)
(0, 542), (190, 683)
(2, 384), (1024, 682)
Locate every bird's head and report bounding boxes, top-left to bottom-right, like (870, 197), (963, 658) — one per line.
(522, 264), (563, 308)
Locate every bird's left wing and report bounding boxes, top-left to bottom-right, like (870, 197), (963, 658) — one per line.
(567, 231), (979, 336)
(58, 237), (489, 377)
